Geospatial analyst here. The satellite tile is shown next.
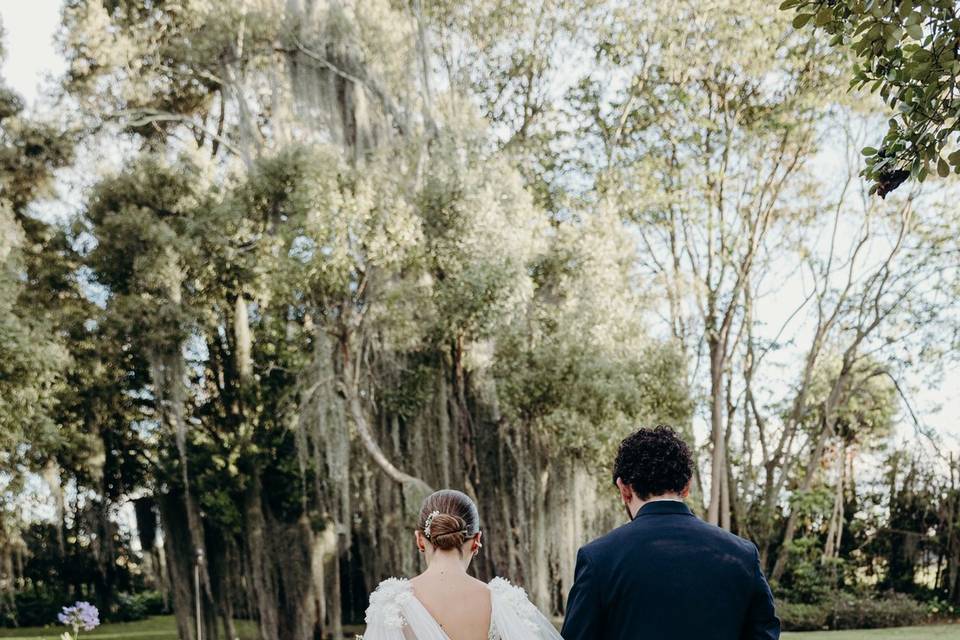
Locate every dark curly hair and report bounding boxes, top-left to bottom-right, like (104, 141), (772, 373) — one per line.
(613, 425), (693, 499)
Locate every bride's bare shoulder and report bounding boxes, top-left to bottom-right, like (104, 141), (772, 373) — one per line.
(467, 574), (491, 589)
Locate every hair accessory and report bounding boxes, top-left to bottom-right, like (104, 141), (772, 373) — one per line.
(423, 510), (441, 539)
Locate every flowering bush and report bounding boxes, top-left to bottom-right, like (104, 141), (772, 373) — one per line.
(58, 602), (100, 640)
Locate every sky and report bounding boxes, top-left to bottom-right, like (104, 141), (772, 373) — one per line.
(0, 0), (64, 108)
(1, 1), (958, 456)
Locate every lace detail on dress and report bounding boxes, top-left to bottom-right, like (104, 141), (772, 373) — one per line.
(361, 575), (559, 640)
(488, 577), (542, 634)
(365, 578), (413, 630)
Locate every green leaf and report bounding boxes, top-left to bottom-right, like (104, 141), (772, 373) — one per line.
(793, 13), (815, 29)
(937, 157), (950, 177)
(815, 7), (833, 26)
(779, 0), (801, 9)
(862, 147), (879, 156)
(906, 23), (923, 40)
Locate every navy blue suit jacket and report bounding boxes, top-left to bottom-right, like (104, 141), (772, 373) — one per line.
(561, 501), (780, 640)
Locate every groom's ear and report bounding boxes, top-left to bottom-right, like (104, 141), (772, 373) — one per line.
(680, 482), (691, 499)
(616, 477), (634, 502)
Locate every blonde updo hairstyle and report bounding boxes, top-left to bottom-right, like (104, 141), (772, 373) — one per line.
(417, 489), (480, 553)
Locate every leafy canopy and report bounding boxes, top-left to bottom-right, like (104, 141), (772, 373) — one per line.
(784, 0), (960, 196)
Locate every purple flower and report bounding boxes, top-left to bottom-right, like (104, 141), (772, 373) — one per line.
(58, 601), (100, 632)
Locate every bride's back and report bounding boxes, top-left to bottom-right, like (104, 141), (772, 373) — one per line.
(410, 572), (491, 640)
(361, 490), (562, 640)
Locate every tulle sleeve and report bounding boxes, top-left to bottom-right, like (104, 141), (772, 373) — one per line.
(360, 578), (410, 640)
(489, 578), (563, 640)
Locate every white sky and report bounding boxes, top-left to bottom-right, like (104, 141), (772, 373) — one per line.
(1, 1), (958, 457)
(0, 0), (64, 107)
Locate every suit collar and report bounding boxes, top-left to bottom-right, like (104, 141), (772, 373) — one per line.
(636, 500), (694, 517)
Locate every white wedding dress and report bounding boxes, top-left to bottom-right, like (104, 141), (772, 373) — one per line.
(360, 577), (563, 640)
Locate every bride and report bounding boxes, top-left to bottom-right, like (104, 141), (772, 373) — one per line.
(361, 490), (562, 640)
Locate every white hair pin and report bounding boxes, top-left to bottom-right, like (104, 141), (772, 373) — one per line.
(423, 510), (441, 539)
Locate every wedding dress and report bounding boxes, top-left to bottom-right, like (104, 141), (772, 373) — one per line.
(360, 577), (563, 640)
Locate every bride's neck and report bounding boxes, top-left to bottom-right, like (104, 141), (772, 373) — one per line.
(426, 550), (470, 574)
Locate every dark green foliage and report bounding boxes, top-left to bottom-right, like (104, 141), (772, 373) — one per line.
(111, 591), (166, 622)
(9, 590), (65, 628)
(778, 593), (929, 631)
(784, 0), (960, 194)
(776, 601), (829, 631)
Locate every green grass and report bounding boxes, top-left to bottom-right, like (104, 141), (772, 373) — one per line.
(0, 616), (956, 639)
(0, 617), (258, 640)
(0, 616), (178, 640)
(782, 624), (959, 639)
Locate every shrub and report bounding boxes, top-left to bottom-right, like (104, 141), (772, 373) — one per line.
(777, 601), (828, 631)
(779, 592), (929, 632)
(829, 593), (927, 630)
(774, 536), (844, 604)
(110, 592), (147, 622)
(10, 589), (66, 628)
(926, 596), (959, 620)
(133, 590), (166, 616)
(2, 589), (165, 628)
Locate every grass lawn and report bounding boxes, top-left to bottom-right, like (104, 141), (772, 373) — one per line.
(782, 624), (959, 639)
(0, 617), (258, 640)
(0, 616), (956, 639)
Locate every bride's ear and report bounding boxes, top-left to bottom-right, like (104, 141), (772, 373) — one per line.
(415, 529), (427, 553)
(471, 530), (483, 554)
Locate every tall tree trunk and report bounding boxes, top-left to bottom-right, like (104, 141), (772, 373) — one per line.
(707, 339), (728, 526)
(159, 492), (219, 640)
(234, 294), (253, 383)
(244, 474), (280, 640)
(41, 461), (66, 557)
(823, 444), (846, 562)
(151, 348), (221, 638)
(947, 457), (960, 603)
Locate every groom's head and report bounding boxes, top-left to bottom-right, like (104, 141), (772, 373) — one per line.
(613, 425), (693, 518)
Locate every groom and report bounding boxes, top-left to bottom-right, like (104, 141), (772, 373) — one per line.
(561, 425), (780, 640)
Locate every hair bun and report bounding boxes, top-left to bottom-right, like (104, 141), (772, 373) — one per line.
(417, 490), (480, 555)
(427, 513), (468, 550)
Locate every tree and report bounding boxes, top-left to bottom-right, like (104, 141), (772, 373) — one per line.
(425, 0), (605, 212)
(51, 2), (692, 635)
(0, 20), (72, 457)
(5, 1), (959, 630)
(784, 0), (960, 196)
(537, 4), (959, 593)
(0, 17), (151, 623)
(564, 0), (840, 526)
